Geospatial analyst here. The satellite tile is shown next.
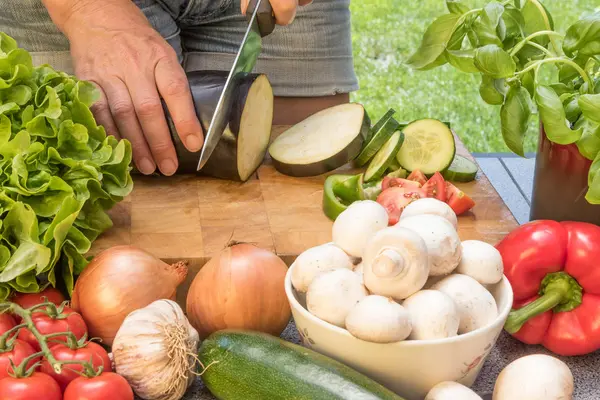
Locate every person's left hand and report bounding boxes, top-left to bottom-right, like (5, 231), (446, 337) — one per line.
(241, 0), (313, 25)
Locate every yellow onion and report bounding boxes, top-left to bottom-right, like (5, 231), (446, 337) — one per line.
(71, 245), (188, 345)
(186, 242), (291, 339)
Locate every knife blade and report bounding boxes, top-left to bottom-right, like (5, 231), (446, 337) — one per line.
(196, 0), (275, 171)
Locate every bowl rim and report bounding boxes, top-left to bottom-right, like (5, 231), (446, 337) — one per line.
(284, 263), (514, 347)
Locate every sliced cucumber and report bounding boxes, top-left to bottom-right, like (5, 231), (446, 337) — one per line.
(395, 119), (455, 175)
(364, 130), (404, 182)
(442, 154), (478, 182)
(386, 158), (401, 172)
(354, 109), (400, 167)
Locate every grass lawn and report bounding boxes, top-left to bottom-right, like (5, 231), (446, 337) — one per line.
(349, 0), (599, 153)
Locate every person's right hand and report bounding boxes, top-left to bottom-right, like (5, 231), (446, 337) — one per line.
(58, 1), (203, 176)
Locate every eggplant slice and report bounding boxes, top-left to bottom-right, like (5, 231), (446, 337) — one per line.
(268, 103), (370, 177)
(165, 70), (274, 182)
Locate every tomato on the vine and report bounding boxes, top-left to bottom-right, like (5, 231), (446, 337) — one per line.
(0, 339), (40, 381)
(64, 372), (134, 400)
(18, 306), (87, 351)
(0, 314), (16, 336)
(41, 341), (112, 391)
(11, 288), (66, 310)
(0, 371), (62, 400)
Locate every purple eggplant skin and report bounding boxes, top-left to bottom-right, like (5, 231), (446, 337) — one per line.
(162, 70), (273, 181)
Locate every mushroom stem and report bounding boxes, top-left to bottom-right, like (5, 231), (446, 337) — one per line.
(372, 249), (405, 278)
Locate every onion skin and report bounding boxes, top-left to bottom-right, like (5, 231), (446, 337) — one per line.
(186, 243), (291, 340)
(71, 246), (188, 346)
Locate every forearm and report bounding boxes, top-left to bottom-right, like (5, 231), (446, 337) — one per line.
(41, 0), (131, 35)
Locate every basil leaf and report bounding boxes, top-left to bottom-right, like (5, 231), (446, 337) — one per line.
(479, 75), (506, 105)
(578, 94), (600, 124)
(535, 85), (583, 145)
(575, 119), (600, 160)
(563, 13), (600, 58)
(474, 44), (517, 78)
(586, 149), (600, 204)
(558, 55), (590, 84)
(500, 86), (532, 156)
(502, 6), (526, 38)
(472, 2), (505, 47)
(446, 49), (479, 73)
(407, 13), (463, 70)
(446, 0), (470, 15)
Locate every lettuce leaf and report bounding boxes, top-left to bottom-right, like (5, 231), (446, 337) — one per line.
(0, 33), (133, 300)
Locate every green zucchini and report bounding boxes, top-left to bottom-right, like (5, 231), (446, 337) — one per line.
(364, 130), (404, 182)
(354, 109), (400, 167)
(442, 155), (478, 182)
(395, 119), (455, 175)
(198, 330), (406, 400)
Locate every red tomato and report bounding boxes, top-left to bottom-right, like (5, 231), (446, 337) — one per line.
(376, 187), (426, 225)
(0, 371), (62, 400)
(40, 341), (112, 392)
(18, 307), (87, 351)
(64, 372), (134, 400)
(421, 172), (447, 202)
(0, 340), (40, 381)
(11, 288), (66, 310)
(0, 314), (16, 335)
(446, 182), (476, 215)
(381, 177), (422, 191)
(406, 170), (427, 186)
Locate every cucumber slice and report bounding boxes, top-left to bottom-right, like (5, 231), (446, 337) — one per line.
(364, 130), (404, 182)
(395, 119), (455, 175)
(354, 109), (399, 167)
(442, 154), (478, 182)
(386, 158), (401, 172)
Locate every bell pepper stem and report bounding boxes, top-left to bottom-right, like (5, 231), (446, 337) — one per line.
(504, 271), (583, 334)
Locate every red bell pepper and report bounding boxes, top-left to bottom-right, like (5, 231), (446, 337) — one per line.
(496, 220), (600, 356)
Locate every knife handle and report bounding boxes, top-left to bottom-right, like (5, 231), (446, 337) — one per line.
(247, 0), (276, 37)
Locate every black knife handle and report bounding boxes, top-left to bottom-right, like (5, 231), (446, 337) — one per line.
(247, 0), (276, 37)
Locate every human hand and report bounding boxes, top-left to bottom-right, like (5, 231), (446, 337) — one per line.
(241, 0), (313, 25)
(53, 0), (203, 176)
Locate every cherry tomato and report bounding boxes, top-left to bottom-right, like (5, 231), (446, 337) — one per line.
(41, 341), (112, 392)
(0, 371), (62, 400)
(406, 169), (427, 186)
(381, 177), (422, 191)
(421, 172), (447, 202)
(18, 307), (87, 351)
(376, 186), (426, 225)
(0, 314), (16, 335)
(0, 339), (40, 381)
(445, 182), (476, 215)
(64, 372), (134, 400)
(11, 288), (66, 310)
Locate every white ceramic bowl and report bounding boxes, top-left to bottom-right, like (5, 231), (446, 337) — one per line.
(284, 266), (513, 400)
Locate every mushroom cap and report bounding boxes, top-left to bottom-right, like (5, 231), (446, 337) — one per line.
(345, 295), (412, 343)
(456, 240), (504, 285)
(399, 198), (458, 229)
(425, 381), (482, 400)
(397, 214), (462, 276)
(291, 242), (354, 292)
(402, 290), (459, 340)
(332, 200), (388, 258)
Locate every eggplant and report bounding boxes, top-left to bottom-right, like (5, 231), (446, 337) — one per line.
(165, 70), (274, 182)
(267, 103), (370, 177)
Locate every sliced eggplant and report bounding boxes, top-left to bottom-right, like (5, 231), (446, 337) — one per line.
(268, 103), (370, 177)
(165, 70), (274, 182)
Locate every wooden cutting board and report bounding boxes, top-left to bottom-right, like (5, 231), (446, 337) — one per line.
(89, 126), (519, 301)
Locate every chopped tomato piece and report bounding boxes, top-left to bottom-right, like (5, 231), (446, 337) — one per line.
(407, 170), (427, 186)
(422, 172), (447, 202)
(446, 182), (475, 215)
(382, 177), (422, 191)
(376, 187), (426, 225)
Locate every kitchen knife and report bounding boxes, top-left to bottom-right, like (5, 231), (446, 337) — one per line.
(196, 0), (276, 171)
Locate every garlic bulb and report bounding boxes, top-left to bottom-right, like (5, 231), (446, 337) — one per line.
(112, 299), (200, 400)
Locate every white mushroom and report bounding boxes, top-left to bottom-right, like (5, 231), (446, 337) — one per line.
(332, 200), (388, 258)
(291, 242), (354, 293)
(431, 274), (498, 334)
(402, 290), (459, 340)
(306, 268), (368, 328)
(493, 354), (574, 400)
(397, 214), (461, 276)
(362, 227), (430, 300)
(399, 198), (458, 229)
(455, 240), (504, 285)
(345, 295), (412, 343)
(425, 381), (483, 400)
(354, 261), (364, 284)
